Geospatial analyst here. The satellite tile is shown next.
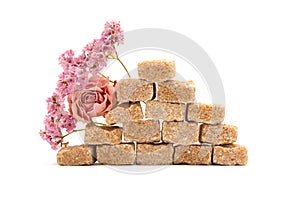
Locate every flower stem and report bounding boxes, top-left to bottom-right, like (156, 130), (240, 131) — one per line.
(114, 46), (131, 78)
(117, 57), (131, 78)
(92, 121), (112, 126)
(58, 129), (84, 139)
(98, 72), (115, 83)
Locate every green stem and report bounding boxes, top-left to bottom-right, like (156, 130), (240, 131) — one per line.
(114, 46), (131, 78)
(92, 121), (112, 126)
(117, 57), (131, 78)
(98, 72), (115, 83)
(58, 129), (85, 139)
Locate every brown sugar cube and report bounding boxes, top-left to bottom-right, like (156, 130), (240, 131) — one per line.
(162, 122), (200, 145)
(84, 124), (122, 145)
(138, 60), (176, 82)
(174, 145), (212, 165)
(200, 124), (238, 145)
(96, 144), (135, 165)
(57, 145), (96, 166)
(116, 78), (154, 102)
(136, 144), (173, 165)
(213, 144), (248, 166)
(123, 120), (160, 143)
(157, 80), (195, 103)
(105, 102), (143, 124)
(187, 103), (225, 124)
(145, 100), (185, 121)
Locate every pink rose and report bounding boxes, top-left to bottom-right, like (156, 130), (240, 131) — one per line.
(68, 76), (116, 122)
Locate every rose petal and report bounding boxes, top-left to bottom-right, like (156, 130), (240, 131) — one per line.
(94, 96), (108, 116)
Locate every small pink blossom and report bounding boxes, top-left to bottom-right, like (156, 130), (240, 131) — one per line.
(56, 66), (77, 97)
(84, 51), (107, 75)
(46, 92), (65, 115)
(102, 21), (124, 45)
(43, 116), (57, 132)
(60, 114), (76, 132)
(59, 50), (84, 69)
(39, 127), (61, 150)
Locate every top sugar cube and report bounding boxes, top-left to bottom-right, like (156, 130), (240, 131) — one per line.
(138, 60), (176, 82)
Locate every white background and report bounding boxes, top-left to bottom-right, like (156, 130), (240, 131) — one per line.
(1, 0), (299, 199)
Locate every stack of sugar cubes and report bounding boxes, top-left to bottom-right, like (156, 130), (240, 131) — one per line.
(57, 60), (248, 166)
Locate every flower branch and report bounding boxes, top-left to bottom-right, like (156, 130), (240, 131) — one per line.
(114, 46), (131, 78)
(40, 21), (127, 150)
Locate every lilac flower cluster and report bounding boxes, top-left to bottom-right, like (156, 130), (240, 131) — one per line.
(40, 21), (124, 150)
(39, 93), (76, 150)
(40, 58), (78, 150)
(81, 21), (124, 77)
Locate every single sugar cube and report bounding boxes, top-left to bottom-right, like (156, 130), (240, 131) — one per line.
(57, 145), (96, 166)
(116, 78), (155, 102)
(136, 144), (173, 165)
(200, 124), (238, 145)
(96, 144), (135, 165)
(123, 120), (160, 143)
(84, 124), (122, 145)
(157, 80), (195, 103)
(145, 100), (185, 121)
(162, 122), (200, 145)
(173, 145), (212, 165)
(105, 102), (143, 125)
(213, 144), (248, 165)
(187, 103), (225, 124)
(138, 60), (176, 82)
